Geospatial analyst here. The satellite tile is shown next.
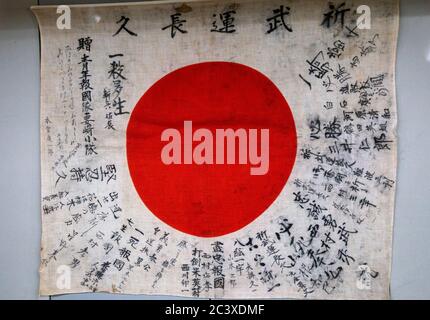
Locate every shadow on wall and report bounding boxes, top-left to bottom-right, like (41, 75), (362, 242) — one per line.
(0, 1), (38, 31)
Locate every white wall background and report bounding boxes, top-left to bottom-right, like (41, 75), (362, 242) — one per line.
(0, 0), (429, 300)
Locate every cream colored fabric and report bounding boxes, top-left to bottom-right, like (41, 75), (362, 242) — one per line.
(33, 0), (398, 299)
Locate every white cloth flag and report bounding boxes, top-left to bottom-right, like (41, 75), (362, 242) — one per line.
(33, 0), (398, 299)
